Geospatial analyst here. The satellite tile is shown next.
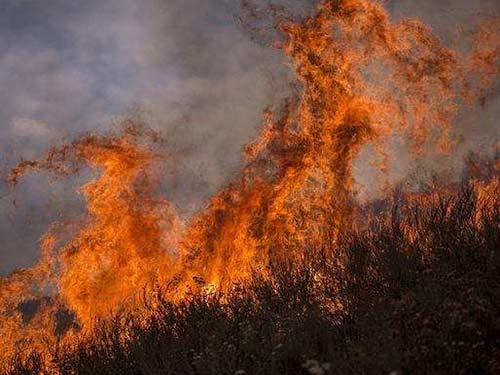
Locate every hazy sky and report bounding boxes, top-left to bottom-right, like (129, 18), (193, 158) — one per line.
(1, 0), (499, 274)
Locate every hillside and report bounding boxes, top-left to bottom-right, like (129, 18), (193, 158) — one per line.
(5, 180), (500, 375)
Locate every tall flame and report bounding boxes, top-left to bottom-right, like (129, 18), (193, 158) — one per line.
(2, 127), (182, 361)
(177, 0), (500, 287)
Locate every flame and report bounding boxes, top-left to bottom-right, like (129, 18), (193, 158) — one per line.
(1, 128), (182, 362)
(176, 0), (500, 288)
(0, 0), (499, 368)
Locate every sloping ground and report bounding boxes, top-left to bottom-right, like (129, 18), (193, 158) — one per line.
(5, 183), (500, 375)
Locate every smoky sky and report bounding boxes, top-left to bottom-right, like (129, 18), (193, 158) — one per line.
(1, 0), (499, 275)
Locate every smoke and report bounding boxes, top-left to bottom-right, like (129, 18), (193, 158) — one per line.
(0, 0), (289, 274)
(353, 0), (500, 200)
(1, 0), (499, 274)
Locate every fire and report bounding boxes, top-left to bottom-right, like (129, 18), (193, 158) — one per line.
(1, 0), (499, 369)
(1, 126), (182, 362)
(177, 0), (499, 287)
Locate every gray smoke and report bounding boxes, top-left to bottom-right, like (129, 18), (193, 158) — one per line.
(1, 0), (499, 274)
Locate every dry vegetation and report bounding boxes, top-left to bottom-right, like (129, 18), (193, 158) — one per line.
(4, 177), (499, 375)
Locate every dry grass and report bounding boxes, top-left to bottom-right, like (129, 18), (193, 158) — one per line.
(4, 182), (500, 375)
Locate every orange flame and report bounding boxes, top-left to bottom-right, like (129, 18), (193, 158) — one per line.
(1, 0), (499, 368)
(177, 0), (500, 288)
(2, 128), (182, 362)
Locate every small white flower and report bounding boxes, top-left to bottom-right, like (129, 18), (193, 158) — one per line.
(235, 370), (246, 375)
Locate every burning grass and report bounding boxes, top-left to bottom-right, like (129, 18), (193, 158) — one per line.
(1, 0), (500, 373)
(3, 179), (500, 375)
